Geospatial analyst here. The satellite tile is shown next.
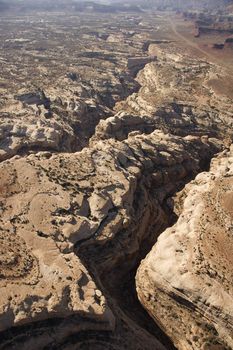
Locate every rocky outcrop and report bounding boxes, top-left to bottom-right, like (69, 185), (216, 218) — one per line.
(136, 146), (233, 350)
(0, 130), (222, 349)
(0, 12), (147, 162)
(127, 56), (157, 76)
(80, 132), (222, 274)
(90, 112), (156, 144)
(91, 103), (233, 145)
(0, 152), (115, 338)
(114, 44), (233, 142)
(0, 91), (112, 161)
(0, 112), (74, 161)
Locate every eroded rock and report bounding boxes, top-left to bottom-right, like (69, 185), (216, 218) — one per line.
(0, 130), (222, 349)
(136, 146), (233, 350)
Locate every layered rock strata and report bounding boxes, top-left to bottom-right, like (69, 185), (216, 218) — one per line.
(137, 146), (233, 350)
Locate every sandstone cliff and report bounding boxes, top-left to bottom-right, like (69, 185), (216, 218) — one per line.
(137, 146), (233, 350)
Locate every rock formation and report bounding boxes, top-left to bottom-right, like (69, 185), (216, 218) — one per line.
(0, 130), (222, 349)
(137, 146), (233, 350)
(114, 43), (233, 145)
(0, 4), (233, 350)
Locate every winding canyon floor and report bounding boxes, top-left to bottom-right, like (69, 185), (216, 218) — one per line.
(0, 8), (232, 350)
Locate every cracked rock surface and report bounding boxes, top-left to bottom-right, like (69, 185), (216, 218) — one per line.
(0, 130), (221, 349)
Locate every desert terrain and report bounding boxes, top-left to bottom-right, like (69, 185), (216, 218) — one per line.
(0, 0), (232, 349)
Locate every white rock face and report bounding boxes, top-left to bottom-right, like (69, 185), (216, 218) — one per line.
(136, 146), (233, 350)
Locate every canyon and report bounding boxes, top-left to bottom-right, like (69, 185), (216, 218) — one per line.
(0, 1), (232, 349)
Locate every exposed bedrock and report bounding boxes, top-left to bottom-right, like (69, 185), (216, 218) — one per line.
(113, 45), (233, 143)
(0, 92), (112, 162)
(91, 104), (233, 146)
(136, 146), (233, 350)
(0, 130), (223, 349)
